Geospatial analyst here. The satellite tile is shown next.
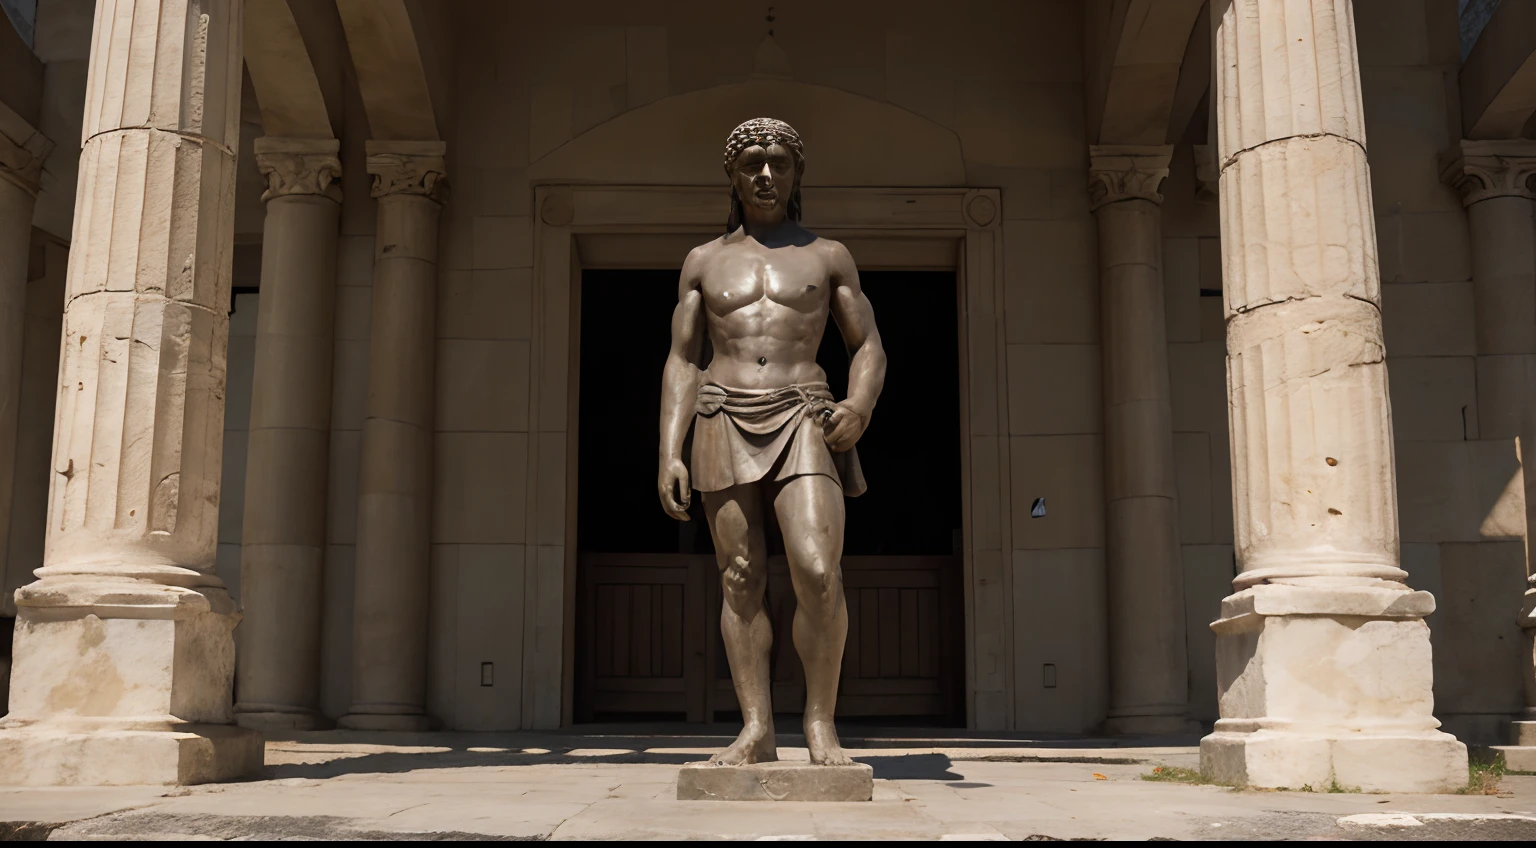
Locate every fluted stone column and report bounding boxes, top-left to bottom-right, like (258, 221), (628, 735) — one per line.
(1089, 146), (1196, 736)
(1440, 141), (1536, 767)
(0, 110), (52, 620)
(0, 0), (261, 785)
(338, 141), (444, 732)
(1201, 0), (1466, 791)
(233, 138), (342, 731)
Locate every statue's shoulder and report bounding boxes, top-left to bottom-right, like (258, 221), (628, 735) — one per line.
(809, 232), (854, 262)
(683, 235), (727, 268)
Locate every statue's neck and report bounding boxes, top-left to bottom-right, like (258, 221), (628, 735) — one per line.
(741, 213), (793, 240)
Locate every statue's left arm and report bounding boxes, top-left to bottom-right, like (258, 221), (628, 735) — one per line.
(825, 240), (886, 453)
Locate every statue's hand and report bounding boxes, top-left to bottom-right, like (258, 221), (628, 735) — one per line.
(658, 457), (692, 521)
(822, 403), (867, 453)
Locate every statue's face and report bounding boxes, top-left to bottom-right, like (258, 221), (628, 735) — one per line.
(730, 142), (797, 215)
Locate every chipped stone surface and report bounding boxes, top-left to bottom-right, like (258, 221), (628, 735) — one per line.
(676, 761), (874, 802)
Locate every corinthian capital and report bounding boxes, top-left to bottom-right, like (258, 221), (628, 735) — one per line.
(1439, 140), (1536, 206)
(1088, 145), (1174, 210)
(0, 103), (54, 196)
(365, 140), (447, 201)
(253, 137), (342, 203)
(1192, 144), (1219, 205)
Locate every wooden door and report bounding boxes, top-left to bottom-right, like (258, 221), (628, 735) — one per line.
(706, 554), (963, 721)
(575, 269), (964, 724)
(578, 553), (713, 721)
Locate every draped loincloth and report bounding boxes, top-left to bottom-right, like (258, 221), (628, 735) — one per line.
(690, 379), (866, 496)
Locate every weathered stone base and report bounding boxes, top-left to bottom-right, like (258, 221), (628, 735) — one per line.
(1493, 746), (1536, 772)
(1202, 730), (1466, 792)
(337, 712), (436, 732)
(1200, 583), (1468, 793)
(1491, 721), (1536, 772)
(676, 761), (874, 801)
(234, 708), (333, 732)
(0, 724), (263, 786)
(1105, 711), (1200, 737)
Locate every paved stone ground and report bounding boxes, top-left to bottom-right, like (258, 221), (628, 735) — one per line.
(3, 726), (1536, 840)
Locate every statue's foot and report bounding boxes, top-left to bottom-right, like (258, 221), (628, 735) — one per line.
(805, 716), (853, 766)
(709, 722), (777, 766)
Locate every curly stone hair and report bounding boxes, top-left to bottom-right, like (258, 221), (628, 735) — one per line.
(723, 118), (804, 232)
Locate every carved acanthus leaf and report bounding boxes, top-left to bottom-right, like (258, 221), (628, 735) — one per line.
(1088, 145), (1174, 210)
(255, 150), (342, 203)
(1440, 140), (1536, 206)
(1192, 144), (1219, 206)
(365, 140), (447, 201)
(0, 126), (54, 196)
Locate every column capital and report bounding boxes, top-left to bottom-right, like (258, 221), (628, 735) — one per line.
(1193, 144), (1219, 206)
(365, 139), (447, 201)
(1439, 139), (1536, 206)
(253, 137), (341, 204)
(1088, 145), (1173, 210)
(0, 103), (54, 196)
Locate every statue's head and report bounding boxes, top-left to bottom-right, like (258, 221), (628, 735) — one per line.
(723, 118), (804, 232)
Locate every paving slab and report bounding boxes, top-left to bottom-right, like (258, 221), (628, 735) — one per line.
(2, 730), (1536, 840)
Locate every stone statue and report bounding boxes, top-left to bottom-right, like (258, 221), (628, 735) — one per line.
(659, 118), (886, 769)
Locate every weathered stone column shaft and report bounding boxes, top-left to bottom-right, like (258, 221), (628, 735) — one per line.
(340, 141), (444, 732)
(1200, 0), (1465, 793)
(0, 112), (52, 619)
(1090, 145), (1193, 735)
(1215, 0), (1395, 587)
(0, 0), (262, 786)
(234, 138), (342, 731)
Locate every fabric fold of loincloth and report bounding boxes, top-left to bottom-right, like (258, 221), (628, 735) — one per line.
(690, 379), (866, 496)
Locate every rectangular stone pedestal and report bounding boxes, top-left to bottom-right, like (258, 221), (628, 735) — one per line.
(676, 761), (874, 801)
(0, 725), (263, 786)
(1200, 586), (1467, 793)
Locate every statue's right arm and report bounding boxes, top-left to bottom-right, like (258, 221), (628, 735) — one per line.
(657, 247), (707, 521)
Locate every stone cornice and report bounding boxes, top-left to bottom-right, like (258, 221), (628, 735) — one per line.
(1439, 139), (1536, 206)
(253, 137), (341, 203)
(1088, 144), (1174, 210)
(0, 103), (54, 197)
(365, 139), (447, 201)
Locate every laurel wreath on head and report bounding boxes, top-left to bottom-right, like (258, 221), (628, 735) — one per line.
(723, 118), (805, 173)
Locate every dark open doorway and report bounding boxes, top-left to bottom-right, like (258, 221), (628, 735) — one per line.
(574, 267), (964, 726)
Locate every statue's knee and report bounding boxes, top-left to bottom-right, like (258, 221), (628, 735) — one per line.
(797, 558), (841, 606)
(721, 554), (762, 607)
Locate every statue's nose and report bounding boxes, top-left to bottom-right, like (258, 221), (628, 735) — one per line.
(754, 164), (773, 184)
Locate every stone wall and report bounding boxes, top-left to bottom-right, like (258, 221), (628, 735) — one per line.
(1360, 0), (1527, 745)
(114, 0), (1534, 737)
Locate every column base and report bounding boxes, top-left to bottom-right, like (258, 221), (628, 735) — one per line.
(1104, 714), (1200, 736)
(0, 722), (262, 786)
(1491, 721), (1536, 772)
(233, 706), (333, 732)
(1494, 746), (1536, 772)
(1199, 582), (1467, 793)
(1202, 728), (1466, 792)
(337, 712), (436, 732)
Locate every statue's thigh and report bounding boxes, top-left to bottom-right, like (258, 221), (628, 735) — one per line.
(702, 483), (767, 562)
(772, 474), (845, 570)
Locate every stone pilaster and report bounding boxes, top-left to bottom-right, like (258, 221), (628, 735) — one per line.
(1441, 140), (1536, 764)
(233, 138), (342, 732)
(1089, 145), (1196, 736)
(0, 0), (261, 785)
(338, 140), (445, 732)
(1200, 0), (1466, 792)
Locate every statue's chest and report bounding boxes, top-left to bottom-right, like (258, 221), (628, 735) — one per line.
(706, 252), (825, 313)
